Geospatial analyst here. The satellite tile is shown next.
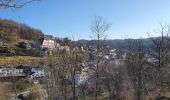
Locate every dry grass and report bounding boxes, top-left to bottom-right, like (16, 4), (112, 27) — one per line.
(78, 92), (109, 100)
(0, 56), (40, 67)
(0, 81), (43, 100)
(0, 82), (11, 100)
(0, 82), (11, 91)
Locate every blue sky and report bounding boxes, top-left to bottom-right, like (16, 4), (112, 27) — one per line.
(1, 0), (170, 40)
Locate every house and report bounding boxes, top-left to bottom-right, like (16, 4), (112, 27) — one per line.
(81, 46), (84, 51)
(33, 37), (55, 49)
(73, 47), (79, 51)
(35, 38), (56, 56)
(0, 64), (5, 68)
(41, 38), (55, 50)
(2, 68), (13, 76)
(109, 49), (116, 55)
(73, 46), (85, 52)
(77, 67), (91, 85)
(109, 49), (117, 59)
(147, 56), (158, 63)
(16, 65), (32, 75)
(40, 48), (48, 56)
(122, 53), (126, 59)
(69, 67), (94, 86)
(0, 65), (6, 76)
(65, 46), (70, 52)
(80, 63), (86, 67)
(13, 68), (23, 75)
(55, 43), (60, 48)
(0, 40), (4, 47)
(104, 55), (109, 60)
(31, 67), (45, 77)
(29, 67), (45, 84)
(18, 42), (31, 50)
(59, 46), (70, 52)
(0, 65), (45, 83)
(33, 37), (55, 53)
(0, 65), (24, 76)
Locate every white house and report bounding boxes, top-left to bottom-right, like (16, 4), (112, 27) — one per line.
(0, 65), (5, 69)
(13, 69), (23, 75)
(0, 67), (6, 76)
(41, 39), (55, 49)
(147, 57), (158, 63)
(31, 67), (45, 77)
(0, 68), (13, 76)
(73, 47), (79, 51)
(78, 69), (88, 84)
(33, 38), (56, 56)
(0, 40), (4, 47)
(69, 67), (94, 86)
(59, 46), (70, 52)
(81, 46), (85, 52)
(55, 43), (60, 48)
(110, 49), (116, 54)
(122, 53), (126, 59)
(104, 55), (109, 60)
(0, 68), (24, 76)
(30, 67), (45, 84)
(0, 64), (24, 76)
(109, 49), (117, 59)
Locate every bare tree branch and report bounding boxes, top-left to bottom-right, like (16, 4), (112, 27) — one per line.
(0, 0), (41, 9)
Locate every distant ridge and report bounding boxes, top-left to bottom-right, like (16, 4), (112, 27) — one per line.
(78, 38), (154, 49)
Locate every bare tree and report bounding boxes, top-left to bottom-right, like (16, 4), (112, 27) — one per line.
(126, 39), (146, 100)
(90, 16), (111, 100)
(0, 0), (40, 9)
(148, 24), (170, 96)
(149, 24), (169, 70)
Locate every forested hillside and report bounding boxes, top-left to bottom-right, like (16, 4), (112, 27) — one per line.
(0, 19), (44, 42)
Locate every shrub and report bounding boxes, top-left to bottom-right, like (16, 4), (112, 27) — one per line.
(24, 92), (41, 100)
(10, 78), (34, 92)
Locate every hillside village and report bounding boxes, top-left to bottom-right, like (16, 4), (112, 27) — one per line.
(0, 24), (120, 99)
(0, 22), (167, 99)
(0, 35), (118, 81)
(1, 1), (170, 99)
(0, 32), (163, 100)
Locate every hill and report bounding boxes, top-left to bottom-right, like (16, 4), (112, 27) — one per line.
(78, 38), (153, 50)
(0, 19), (44, 42)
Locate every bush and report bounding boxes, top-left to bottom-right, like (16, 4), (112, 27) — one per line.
(24, 92), (41, 100)
(10, 78), (34, 92)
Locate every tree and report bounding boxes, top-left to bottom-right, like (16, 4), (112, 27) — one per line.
(149, 24), (169, 70)
(101, 61), (124, 100)
(148, 24), (170, 96)
(126, 39), (146, 100)
(0, 0), (40, 9)
(0, 19), (44, 41)
(90, 16), (111, 100)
